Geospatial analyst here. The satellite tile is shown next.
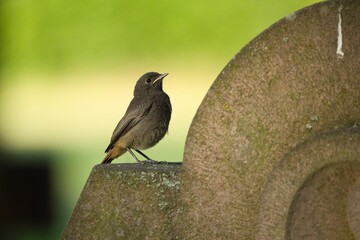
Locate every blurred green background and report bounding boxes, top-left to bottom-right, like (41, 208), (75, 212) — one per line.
(0, 0), (321, 239)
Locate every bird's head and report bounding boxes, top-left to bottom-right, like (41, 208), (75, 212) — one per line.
(134, 72), (168, 96)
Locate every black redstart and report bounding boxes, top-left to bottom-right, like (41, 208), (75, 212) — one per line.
(101, 72), (172, 164)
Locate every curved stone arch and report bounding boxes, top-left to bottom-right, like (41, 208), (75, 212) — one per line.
(256, 127), (360, 239)
(179, 0), (360, 238)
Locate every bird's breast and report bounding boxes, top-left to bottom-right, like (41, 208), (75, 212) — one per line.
(130, 96), (171, 149)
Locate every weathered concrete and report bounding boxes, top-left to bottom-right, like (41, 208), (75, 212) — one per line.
(179, 0), (360, 239)
(62, 163), (181, 240)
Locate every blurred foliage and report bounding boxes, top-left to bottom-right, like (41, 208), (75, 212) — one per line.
(1, 0), (320, 72)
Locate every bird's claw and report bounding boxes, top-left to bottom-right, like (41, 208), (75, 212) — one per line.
(140, 159), (158, 164)
(139, 159), (170, 164)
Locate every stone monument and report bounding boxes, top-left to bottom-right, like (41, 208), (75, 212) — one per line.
(62, 1), (360, 239)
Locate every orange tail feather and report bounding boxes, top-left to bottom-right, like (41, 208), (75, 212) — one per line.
(101, 153), (114, 164)
(101, 147), (126, 164)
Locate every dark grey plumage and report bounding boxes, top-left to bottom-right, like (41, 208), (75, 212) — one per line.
(102, 72), (171, 164)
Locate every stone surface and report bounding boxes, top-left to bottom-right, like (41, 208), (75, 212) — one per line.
(179, 0), (360, 239)
(256, 128), (360, 240)
(62, 163), (182, 240)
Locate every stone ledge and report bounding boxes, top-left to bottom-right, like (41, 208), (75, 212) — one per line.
(62, 162), (182, 240)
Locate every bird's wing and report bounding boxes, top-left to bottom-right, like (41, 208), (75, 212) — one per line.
(105, 99), (153, 152)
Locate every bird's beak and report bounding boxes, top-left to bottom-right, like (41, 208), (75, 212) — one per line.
(152, 73), (168, 85)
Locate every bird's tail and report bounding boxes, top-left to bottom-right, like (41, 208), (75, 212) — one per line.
(101, 153), (114, 164)
(101, 147), (126, 164)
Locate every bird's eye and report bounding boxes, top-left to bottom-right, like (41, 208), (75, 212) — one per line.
(145, 78), (151, 84)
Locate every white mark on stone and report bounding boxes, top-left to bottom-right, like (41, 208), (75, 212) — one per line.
(285, 12), (296, 21)
(336, 4), (344, 58)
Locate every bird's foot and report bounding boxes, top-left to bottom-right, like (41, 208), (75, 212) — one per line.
(139, 159), (170, 164)
(141, 159), (158, 164)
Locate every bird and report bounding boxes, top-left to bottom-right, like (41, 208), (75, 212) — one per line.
(101, 72), (172, 164)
